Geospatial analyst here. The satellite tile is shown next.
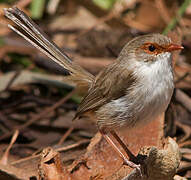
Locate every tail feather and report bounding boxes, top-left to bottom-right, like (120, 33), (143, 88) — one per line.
(4, 7), (94, 88)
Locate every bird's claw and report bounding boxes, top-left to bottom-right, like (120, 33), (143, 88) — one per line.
(123, 159), (143, 177)
(134, 164), (143, 177)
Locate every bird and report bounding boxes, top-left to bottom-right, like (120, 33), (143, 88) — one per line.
(4, 7), (183, 172)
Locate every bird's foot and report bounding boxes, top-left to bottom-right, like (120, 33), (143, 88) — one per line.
(123, 158), (142, 177)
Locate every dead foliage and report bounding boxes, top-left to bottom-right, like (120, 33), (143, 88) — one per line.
(0, 0), (191, 179)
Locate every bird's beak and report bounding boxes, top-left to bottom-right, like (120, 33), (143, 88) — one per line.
(166, 44), (184, 52)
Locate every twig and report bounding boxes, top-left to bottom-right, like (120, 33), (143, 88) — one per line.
(175, 72), (189, 84)
(175, 89), (191, 113)
(0, 130), (19, 165)
(163, 0), (191, 35)
(0, 70), (74, 92)
(56, 139), (89, 152)
(1, 95), (76, 111)
(11, 139), (89, 165)
(180, 147), (191, 154)
(177, 162), (191, 174)
(0, 89), (76, 141)
(5, 70), (21, 91)
(179, 140), (191, 148)
(58, 126), (74, 145)
(175, 121), (191, 143)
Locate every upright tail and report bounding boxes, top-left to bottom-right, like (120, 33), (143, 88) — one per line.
(4, 7), (94, 89)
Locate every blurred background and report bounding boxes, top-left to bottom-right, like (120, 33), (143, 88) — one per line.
(0, 0), (191, 179)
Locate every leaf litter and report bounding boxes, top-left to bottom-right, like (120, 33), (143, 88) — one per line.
(0, 0), (191, 179)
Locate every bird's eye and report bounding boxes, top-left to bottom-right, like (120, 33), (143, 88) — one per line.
(148, 45), (156, 52)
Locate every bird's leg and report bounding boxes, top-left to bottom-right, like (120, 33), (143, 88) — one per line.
(100, 130), (140, 170)
(110, 130), (138, 163)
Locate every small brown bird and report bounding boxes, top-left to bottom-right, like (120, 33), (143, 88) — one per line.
(4, 7), (183, 172)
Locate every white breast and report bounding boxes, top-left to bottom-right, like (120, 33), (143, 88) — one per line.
(96, 52), (174, 130)
(131, 52), (174, 125)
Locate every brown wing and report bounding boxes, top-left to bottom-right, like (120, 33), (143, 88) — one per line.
(75, 63), (135, 118)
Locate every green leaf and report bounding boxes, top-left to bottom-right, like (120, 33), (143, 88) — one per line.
(30, 0), (46, 19)
(163, 0), (191, 35)
(93, 0), (116, 10)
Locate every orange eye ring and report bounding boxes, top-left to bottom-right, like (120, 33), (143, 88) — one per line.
(141, 42), (183, 55)
(140, 43), (162, 55)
